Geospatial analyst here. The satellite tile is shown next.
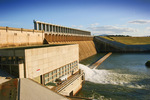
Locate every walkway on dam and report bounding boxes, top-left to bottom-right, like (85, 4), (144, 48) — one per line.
(52, 70), (84, 93)
(90, 52), (112, 69)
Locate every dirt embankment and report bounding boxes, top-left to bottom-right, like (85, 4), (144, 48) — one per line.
(94, 36), (150, 52)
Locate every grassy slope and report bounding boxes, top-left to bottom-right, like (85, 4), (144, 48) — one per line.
(100, 36), (150, 45)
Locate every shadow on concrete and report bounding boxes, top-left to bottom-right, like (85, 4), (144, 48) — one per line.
(43, 38), (49, 44)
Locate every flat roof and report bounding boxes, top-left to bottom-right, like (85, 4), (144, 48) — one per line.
(0, 78), (69, 100)
(0, 44), (76, 50)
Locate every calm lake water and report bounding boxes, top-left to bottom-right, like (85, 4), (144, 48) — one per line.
(77, 53), (150, 100)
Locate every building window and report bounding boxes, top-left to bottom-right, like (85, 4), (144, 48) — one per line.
(49, 76), (52, 81)
(45, 78), (49, 83)
(39, 23), (41, 30)
(45, 73), (49, 78)
(53, 75), (56, 79)
(43, 60), (78, 84)
(53, 70), (56, 74)
(49, 72), (53, 76)
(57, 73), (59, 78)
(57, 69), (59, 73)
(43, 24), (45, 31)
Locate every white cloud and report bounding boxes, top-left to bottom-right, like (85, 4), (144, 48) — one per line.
(128, 20), (150, 24)
(71, 25), (83, 29)
(90, 23), (99, 27)
(88, 25), (137, 35)
(146, 27), (150, 30)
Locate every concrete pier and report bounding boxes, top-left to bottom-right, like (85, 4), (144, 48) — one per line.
(90, 52), (112, 69)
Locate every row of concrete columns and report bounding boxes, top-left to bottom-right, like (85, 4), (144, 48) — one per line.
(45, 34), (93, 42)
(34, 20), (91, 36)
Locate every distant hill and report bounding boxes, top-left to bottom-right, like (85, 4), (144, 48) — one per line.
(98, 34), (108, 36)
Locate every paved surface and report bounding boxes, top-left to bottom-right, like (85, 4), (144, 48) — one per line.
(20, 78), (69, 100)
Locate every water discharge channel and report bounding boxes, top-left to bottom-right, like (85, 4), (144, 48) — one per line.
(77, 53), (150, 100)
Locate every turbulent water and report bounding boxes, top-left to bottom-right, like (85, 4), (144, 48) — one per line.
(77, 53), (150, 100)
(79, 64), (148, 89)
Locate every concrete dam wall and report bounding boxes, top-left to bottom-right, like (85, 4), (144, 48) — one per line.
(0, 26), (97, 61)
(45, 33), (97, 61)
(77, 41), (97, 61)
(48, 41), (97, 61)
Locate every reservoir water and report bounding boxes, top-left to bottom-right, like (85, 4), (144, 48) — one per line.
(77, 53), (150, 100)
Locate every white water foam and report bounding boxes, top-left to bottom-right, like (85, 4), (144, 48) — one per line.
(79, 64), (146, 89)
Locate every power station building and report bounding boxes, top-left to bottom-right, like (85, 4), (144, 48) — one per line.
(0, 44), (84, 96)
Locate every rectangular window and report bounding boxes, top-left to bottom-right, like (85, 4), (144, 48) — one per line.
(50, 25), (52, 32)
(53, 70), (56, 74)
(53, 75), (56, 79)
(1, 57), (6, 63)
(46, 25), (49, 31)
(49, 72), (53, 76)
(45, 73), (49, 78)
(53, 26), (55, 32)
(65, 65), (67, 69)
(49, 76), (52, 81)
(57, 69), (59, 72)
(43, 24), (45, 31)
(45, 78), (49, 83)
(39, 23), (41, 30)
(57, 73), (59, 78)
(59, 68), (62, 72)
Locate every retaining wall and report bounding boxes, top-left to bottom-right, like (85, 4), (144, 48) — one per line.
(0, 27), (44, 47)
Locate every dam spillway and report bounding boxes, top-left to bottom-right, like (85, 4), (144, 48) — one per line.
(78, 53), (150, 100)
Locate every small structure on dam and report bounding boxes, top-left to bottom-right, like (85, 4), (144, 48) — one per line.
(34, 20), (91, 36)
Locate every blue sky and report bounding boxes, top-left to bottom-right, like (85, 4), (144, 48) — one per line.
(0, 0), (150, 36)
